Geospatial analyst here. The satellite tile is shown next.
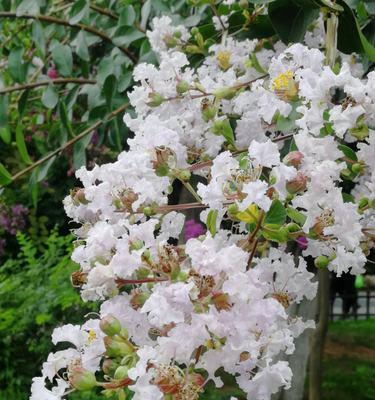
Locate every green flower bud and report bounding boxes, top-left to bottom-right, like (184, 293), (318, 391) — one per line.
(119, 327), (129, 340)
(176, 80), (190, 94)
(104, 336), (134, 358)
(178, 169), (191, 182)
(314, 255), (330, 269)
(69, 367), (97, 391)
(100, 314), (122, 336)
(201, 105), (217, 122)
(191, 27), (199, 35)
(213, 87), (237, 100)
(239, 0), (249, 8)
(102, 359), (118, 375)
(129, 239), (144, 251)
(227, 203), (239, 216)
(114, 366), (129, 380)
(176, 271), (189, 282)
(147, 92), (165, 107)
(155, 163), (169, 177)
(358, 197), (368, 209)
(143, 206), (154, 217)
(173, 30), (182, 39)
(136, 267), (150, 279)
(351, 163), (363, 175)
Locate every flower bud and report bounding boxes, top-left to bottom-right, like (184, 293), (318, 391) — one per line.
(213, 86), (237, 100)
(100, 314), (122, 336)
(173, 30), (182, 39)
(142, 206), (154, 217)
(239, 0), (249, 8)
(177, 169), (191, 182)
(114, 366), (129, 380)
(129, 239), (144, 251)
(201, 105), (217, 122)
(102, 359), (118, 375)
(352, 162), (364, 175)
(130, 291), (150, 310)
(286, 172), (308, 194)
(191, 27), (199, 35)
(283, 151), (304, 169)
(147, 92), (165, 107)
(104, 336), (134, 358)
(69, 367), (97, 391)
(176, 80), (190, 94)
(227, 203), (239, 216)
(358, 197), (368, 209)
(163, 34), (178, 48)
(314, 255), (329, 269)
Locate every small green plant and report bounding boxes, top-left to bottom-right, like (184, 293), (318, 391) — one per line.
(0, 228), (97, 400)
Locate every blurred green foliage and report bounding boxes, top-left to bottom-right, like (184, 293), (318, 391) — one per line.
(0, 229), (97, 399)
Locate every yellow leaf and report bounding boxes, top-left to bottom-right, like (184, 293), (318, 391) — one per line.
(235, 204), (259, 224)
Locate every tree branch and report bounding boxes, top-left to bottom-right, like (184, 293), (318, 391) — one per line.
(0, 77), (96, 95)
(10, 103), (129, 183)
(0, 12), (138, 64)
(89, 4), (118, 20)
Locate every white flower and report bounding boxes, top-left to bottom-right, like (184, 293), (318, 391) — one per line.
(239, 180), (272, 212)
(249, 140), (280, 168)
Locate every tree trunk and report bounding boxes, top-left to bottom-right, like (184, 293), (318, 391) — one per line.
(272, 253), (318, 400)
(308, 268), (330, 400)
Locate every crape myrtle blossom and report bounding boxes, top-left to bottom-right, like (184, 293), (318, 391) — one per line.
(32, 15), (374, 400)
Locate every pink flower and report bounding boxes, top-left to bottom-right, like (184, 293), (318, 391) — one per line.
(296, 236), (308, 250)
(184, 219), (205, 241)
(47, 67), (58, 79)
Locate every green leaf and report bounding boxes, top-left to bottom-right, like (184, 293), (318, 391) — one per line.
(119, 5), (136, 26)
(118, 70), (132, 92)
(73, 134), (92, 169)
(286, 206), (306, 225)
(18, 89), (30, 117)
(338, 144), (358, 161)
(0, 163), (12, 186)
(16, 0), (39, 15)
(16, 124), (32, 165)
(141, 0), (152, 30)
(262, 224), (288, 242)
(75, 31), (90, 61)
(51, 43), (73, 77)
(337, 0), (375, 60)
(268, 0), (319, 43)
(265, 200), (287, 225)
(8, 47), (27, 83)
(41, 85), (58, 109)
(32, 20), (46, 56)
(69, 0), (89, 24)
(207, 209), (218, 236)
(0, 127), (11, 144)
(0, 95), (8, 127)
(211, 120), (235, 146)
(30, 157), (56, 184)
(112, 26), (145, 47)
(58, 100), (73, 141)
(103, 74), (117, 110)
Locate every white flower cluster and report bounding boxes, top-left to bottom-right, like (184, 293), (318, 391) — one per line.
(32, 15), (374, 400)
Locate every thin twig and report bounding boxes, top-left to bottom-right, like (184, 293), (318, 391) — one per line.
(0, 12), (138, 63)
(0, 77), (96, 95)
(89, 4), (118, 20)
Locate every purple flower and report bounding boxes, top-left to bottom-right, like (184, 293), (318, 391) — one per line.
(296, 236), (308, 250)
(184, 219), (205, 241)
(0, 204), (28, 235)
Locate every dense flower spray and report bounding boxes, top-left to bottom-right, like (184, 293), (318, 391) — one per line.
(31, 13), (374, 400)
